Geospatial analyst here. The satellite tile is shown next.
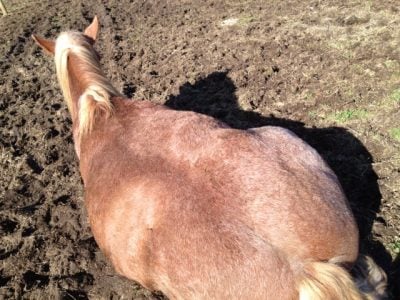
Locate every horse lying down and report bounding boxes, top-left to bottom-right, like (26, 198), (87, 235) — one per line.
(32, 17), (387, 300)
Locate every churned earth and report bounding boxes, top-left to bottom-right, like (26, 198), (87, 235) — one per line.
(0, 0), (399, 298)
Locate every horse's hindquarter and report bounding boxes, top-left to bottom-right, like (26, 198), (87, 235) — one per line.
(80, 101), (358, 297)
(246, 126), (359, 262)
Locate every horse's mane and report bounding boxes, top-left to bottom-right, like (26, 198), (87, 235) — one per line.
(54, 31), (120, 136)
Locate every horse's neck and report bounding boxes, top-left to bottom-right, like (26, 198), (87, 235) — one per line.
(67, 55), (86, 113)
(66, 55), (89, 158)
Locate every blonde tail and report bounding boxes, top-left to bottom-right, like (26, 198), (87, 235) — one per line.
(298, 256), (387, 300)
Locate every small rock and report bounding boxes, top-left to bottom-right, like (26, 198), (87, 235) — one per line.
(220, 18), (239, 27)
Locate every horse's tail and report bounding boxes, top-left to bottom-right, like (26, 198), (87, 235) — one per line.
(297, 255), (387, 300)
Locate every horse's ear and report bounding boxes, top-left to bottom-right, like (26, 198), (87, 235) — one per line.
(32, 35), (55, 55)
(84, 16), (99, 41)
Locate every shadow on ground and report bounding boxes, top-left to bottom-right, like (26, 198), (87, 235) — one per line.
(165, 71), (397, 298)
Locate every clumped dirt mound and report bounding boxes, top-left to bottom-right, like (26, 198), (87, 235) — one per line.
(0, 0), (399, 299)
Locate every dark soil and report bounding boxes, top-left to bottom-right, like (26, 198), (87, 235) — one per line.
(0, 0), (399, 298)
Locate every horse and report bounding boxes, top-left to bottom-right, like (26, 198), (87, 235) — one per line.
(32, 17), (387, 299)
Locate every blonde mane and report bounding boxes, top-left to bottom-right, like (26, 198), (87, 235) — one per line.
(54, 31), (121, 136)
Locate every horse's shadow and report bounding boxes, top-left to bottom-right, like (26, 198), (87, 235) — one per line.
(164, 71), (396, 296)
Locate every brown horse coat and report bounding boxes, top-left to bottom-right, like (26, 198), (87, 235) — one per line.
(81, 98), (357, 299)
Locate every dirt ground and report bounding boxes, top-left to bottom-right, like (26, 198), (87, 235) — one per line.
(0, 0), (399, 299)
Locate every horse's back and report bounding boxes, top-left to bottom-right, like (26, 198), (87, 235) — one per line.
(81, 99), (358, 298)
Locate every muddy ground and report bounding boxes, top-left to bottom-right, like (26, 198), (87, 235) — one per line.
(0, 0), (399, 299)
